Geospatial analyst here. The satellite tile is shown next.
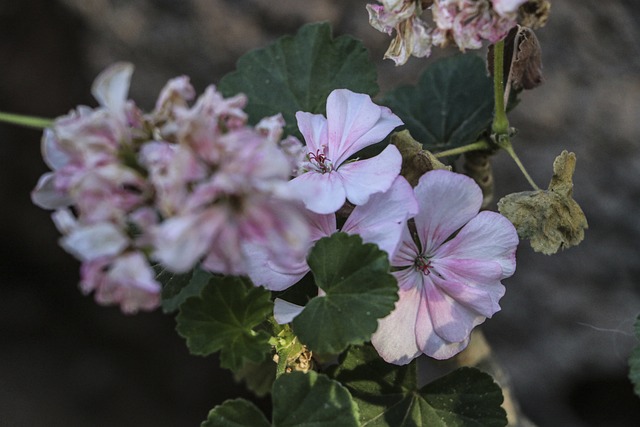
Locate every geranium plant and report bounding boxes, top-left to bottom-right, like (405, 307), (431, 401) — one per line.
(4, 1), (633, 426)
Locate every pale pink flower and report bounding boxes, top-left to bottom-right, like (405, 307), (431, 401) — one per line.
(371, 170), (518, 363)
(248, 176), (417, 292)
(491, 0), (527, 17)
(288, 89), (403, 214)
(80, 252), (160, 314)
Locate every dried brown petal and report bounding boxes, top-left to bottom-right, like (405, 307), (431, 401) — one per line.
(391, 130), (451, 187)
(497, 151), (588, 255)
(510, 26), (543, 91)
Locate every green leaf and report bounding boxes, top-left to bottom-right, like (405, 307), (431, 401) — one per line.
(219, 22), (378, 136)
(292, 233), (398, 355)
(381, 54), (494, 152)
(158, 267), (212, 313)
(272, 371), (360, 427)
(233, 358), (277, 398)
(331, 345), (507, 427)
(629, 314), (640, 397)
(176, 276), (273, 371)
(201, 398), (270, 427)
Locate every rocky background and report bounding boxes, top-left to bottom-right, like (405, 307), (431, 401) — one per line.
(1, 1), (639, 426)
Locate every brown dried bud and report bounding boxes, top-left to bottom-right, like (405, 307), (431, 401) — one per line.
(497, 151), (588, 255)
(464, 151), (495, 209)
(519, 0), (551, 30)
(391, 130), (451, 187)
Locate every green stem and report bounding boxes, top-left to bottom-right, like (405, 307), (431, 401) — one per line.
(491, 40), (509, 136)
(495, 135), (541, 191)
(0, 111), (53, 129)
(434, 140), (492, 158)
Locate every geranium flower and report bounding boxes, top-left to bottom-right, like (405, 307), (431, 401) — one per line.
(371, 170), (518, 363)
(288, 89), (403, 214)
(247, 176), (418, 291)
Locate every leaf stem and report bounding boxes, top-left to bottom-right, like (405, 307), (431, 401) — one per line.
(434, 140), (492, 158)
(0, 111), (53, 129)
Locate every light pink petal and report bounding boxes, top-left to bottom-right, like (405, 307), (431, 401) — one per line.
(423, 275), (489, 343)
(391, 225), (421, 268)
(61, 222), (129, 262)
(342, 176), (417, 256)
(244, 243), (309, 291)
(337, 144), (402, 206)
(415, 287), (471, 360)
(41, 129), (70, 170)
(296, 111), (327, 154)
(492, 0), (527, 17)
(287, 171), (346, 214)
(434, 211), (518, 278)
(414, 170), (483, 254)
(273, 298), (305, 324)
(371, 285), (422, 365)
(31, 173), (72, 209)
(306, 210), (337, 241)
(153, 209), (224, 272)
(91, 62), (134, 115)
(325, 89), (403, 165)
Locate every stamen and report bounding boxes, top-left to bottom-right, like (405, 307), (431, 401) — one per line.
(415, 256), (432, 275)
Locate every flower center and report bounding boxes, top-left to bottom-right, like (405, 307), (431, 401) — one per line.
(307, 148), (333, 174)
(414, 255), (432, 276)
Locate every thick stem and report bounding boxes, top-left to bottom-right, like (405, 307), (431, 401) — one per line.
(0, 111), (53, 129)
(492, 40), (509, 135)
(434, 140), (492, 158)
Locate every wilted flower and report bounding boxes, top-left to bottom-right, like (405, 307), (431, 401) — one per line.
(371, 170), (518, 363)
(288, 89), (403, 214)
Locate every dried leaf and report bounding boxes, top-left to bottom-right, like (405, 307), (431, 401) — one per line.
(498, 151), (588, 255)
(519, 0), (551, 30)
(391, 130), (451, 187)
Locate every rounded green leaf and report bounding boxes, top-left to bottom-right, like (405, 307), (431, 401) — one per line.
(176, 276), (272, 371)
(201, 398), (270, 427)
(381, 54), (494, 152)
(292, 233), (398, 355)
(332, 346), (507, 427)
(272, 371), (360, 427)
(219, 22), (378, 136)
(158, 267), (212, 313)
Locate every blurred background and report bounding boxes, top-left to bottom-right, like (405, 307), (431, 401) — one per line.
(1, 1), (639, 426)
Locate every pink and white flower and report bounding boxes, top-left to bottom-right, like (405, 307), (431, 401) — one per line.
(371, 170), (518, 363)
(288, 89), (403, 214)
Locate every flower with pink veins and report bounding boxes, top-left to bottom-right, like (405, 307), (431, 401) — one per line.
(288, 89), (403, 214)
(371, 170), (518, 364)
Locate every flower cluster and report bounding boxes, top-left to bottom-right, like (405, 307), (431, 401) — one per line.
(32, 63), (311, 313)
(367, 0), (529, 65)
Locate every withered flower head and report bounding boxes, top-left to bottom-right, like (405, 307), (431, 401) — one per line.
(391, 130), (451, 187)
(497, 150), (588, 255)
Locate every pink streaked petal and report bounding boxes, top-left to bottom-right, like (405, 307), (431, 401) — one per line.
(391, 225), (421, 268)
(422, 278), (486, 343)
(287, 171), (346, 214)
(393, 266), (423, 292)
(305, 210), (337, 242)
(273, 298), (305, 324)
(296, 111), (327, 154)
(343, 176), (417, 256)
(429, 267), (503, 318)
(325, 89), (403, 165)
(244, 243), (309, 291)
(434, 211), (518, 278)
(415, 288), (472, 359)
(91, 62), (133, 115)
(371, 285), (422, 365)
(153, 209), (224, 272)
(414, 170), (483, 254)
(337, 144), (402, 206)
(42, 129), (70, 170)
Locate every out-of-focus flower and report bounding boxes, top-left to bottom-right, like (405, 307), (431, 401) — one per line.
(371, 170), (518, 363)
(247, 176), (418, 291)
(367, 0), (530, 65)
(288, 89), (403, 214)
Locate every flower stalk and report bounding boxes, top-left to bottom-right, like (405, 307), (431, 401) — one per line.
(0, 111), (53, 129)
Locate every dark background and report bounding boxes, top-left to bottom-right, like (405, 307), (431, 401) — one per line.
(1, 1), (639, 426)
